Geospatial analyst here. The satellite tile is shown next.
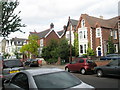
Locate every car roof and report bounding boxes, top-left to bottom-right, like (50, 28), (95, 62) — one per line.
(22, 68), (64, 76)
(3, 59), (20, 61)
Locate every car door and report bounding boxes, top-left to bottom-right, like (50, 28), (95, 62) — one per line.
(103, 60), (119, 75)
(75, 59), (84, 71)
(68, 60), (78, 71)
(4, 73), (29, 90)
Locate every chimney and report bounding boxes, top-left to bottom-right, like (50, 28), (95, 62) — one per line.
(50, 23), (54, 29)
(99, 16), (103, 19)
(63, 25), (67, 30)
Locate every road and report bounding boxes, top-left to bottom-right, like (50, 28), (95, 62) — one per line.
(71, 72), (120, 90)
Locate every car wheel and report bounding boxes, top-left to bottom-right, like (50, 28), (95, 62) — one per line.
(81, 68), (86, 75)
(97, 70), (103, 77)
(65, 67), (70, 72)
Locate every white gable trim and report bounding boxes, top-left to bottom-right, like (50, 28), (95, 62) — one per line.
(45, 29), (61, 38)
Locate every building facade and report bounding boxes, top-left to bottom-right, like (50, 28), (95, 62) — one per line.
(76, 14), (119, 57)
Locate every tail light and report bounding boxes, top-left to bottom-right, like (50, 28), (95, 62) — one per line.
(0, 74), (4, 78)
(84, 63), (89, 66)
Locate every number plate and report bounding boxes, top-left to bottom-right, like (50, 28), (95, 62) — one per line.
(10, 70), (20, 74)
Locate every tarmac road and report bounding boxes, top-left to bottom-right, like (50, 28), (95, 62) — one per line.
(71, 72), (120, 90)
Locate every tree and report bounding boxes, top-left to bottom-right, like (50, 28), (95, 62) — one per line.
(58, 38), (69, 62)
(107, 36), (115, 54)
(20, 35), (39, 58)
(41, 39), (59, 64)
(74, 32), (79, 57)
(0, 0), (25, 37)
(87, 43), (95, 56)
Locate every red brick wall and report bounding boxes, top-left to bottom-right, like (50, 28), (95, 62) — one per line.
(44, 30), (59, 46)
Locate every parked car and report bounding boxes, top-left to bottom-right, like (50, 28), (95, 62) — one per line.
(2, 59), (25, 82)
(4, 68), (95, 90)
(100, 54), (120, 60)
(65, 58), (97, 74)
(24, 59), (40, 67)
(94, 60), (120, 77)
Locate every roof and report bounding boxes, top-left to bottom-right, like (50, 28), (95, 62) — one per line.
(30, 29), (51, 39)
(57, 30), (65, 36)
(70, 19), (78, 26)
(81, 14), (118, 29)
(24, 68), (64, 76)
(11, 37), (27, 42)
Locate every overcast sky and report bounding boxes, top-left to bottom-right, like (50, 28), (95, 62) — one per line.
(2, 0), (120, 39)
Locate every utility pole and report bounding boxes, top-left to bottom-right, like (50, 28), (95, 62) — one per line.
(118, 1), (120, 53)
(69, 16), (72, 63)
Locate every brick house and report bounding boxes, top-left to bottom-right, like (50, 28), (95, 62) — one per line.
(76, 14), (119, 57)
(29, 23), (60, 56)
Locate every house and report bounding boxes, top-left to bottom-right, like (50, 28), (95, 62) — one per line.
(5, 37), (27, 56)
(64, 18), (78, 45)
(76, 14), (119, 57)
(29, 23), (60, 56)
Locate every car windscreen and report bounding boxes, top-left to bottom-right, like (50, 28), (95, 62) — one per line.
(33, 71), (82, 89)
(86, 60), (94, 63)
(3, 60), (23, 68)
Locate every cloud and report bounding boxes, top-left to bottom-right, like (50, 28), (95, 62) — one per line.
(9, 0), (120, 39)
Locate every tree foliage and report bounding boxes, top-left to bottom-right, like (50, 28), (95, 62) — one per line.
(20, 35), (39, 58)
(41, 40), (59, 64)
(107, 36), (115, 54)
(87, 43), (95, 56)
(0, 0), (25, 37)
(74, 32), (79, 57)
(41, 38), (70, 64)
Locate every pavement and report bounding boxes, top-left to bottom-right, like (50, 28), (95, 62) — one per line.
(41, 64), (65, 70)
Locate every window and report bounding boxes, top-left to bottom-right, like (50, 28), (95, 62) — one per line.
(113, 31), (117, 39)
(114, 44), (118, 53)
(40, 39), (43, 47)
(96, 28), (101, 37)
(79, 59), (84, 63)
(80, 45), (83, 53)
(84, 31), (86, 38)
(84, 44), (86, 53)
(79, 31), (82, 39)
(11, 73), (29, 90)
(81, 19), (85, 27)
(34, 71), (81, 89)
(66, 34), (70, 40)
(110, 30), (113, 36)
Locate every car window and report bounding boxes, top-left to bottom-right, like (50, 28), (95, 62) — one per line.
(11, 73), (29, 90)
(79, 59), (84, 63)
(71, 60), (77, 64)
(108, 60), (119, 66)
(86, 60), (94, 63)
(33, 71), (81, 89)
(3, 60), (23, 68)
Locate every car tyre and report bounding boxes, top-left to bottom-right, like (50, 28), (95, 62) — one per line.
(65, 67), (70, 72)
(97, 70), (103, 77)
(81, 68), (86, 75)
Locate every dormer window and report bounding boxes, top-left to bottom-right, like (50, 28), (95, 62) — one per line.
(96, 28), (101, 38)
(81, 19), (85, 27)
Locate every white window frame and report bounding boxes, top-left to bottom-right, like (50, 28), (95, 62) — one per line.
(114, 44), (118, 53)
(110, 30), (113, 36)
(96, 28), (101, 38)
(113, 30), (117, 39)
(40, 39), (43, 47)
(81, 19), (85, 27)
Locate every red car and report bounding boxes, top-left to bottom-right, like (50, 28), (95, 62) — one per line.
(65, 58), (97, 74)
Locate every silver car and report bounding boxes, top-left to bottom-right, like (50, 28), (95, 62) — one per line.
(4, 68), (95, 90)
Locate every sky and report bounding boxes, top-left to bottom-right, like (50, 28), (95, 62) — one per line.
(1, 0), (120, 40)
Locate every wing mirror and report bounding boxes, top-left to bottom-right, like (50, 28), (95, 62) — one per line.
(106, 64), (110, 66)
(4, 79), (10, 83)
